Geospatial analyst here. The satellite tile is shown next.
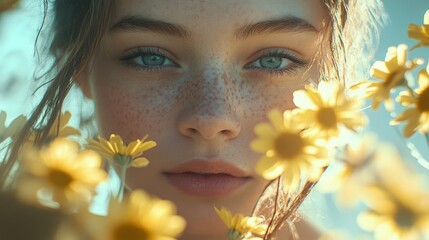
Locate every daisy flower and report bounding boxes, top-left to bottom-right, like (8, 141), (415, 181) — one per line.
(88, 190), (186, 240)
(352, 44), (423, 111)
(251, 109), (330, 193)
(319, 134), (378, 208)
(408, 10), (429, 50)
(293, 81), (367, 140)
(215, 207), (267, 240)
(0, 111), (26, 142)
(86, 134), (156, 169)
(390, 65), (429, 137)
(17, 138), (107, 210)
(28, 111), (81, 144)
(357, 149), (429, 240)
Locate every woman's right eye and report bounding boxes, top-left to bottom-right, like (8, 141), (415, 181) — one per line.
(120, 47), (177, 71)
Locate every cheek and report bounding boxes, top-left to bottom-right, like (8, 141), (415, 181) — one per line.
(89, 72), (177, 141)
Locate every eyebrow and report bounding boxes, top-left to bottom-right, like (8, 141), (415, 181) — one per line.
(234, 16), (319, 40)
(110, 16), (191, 39)
(110, 15), (318, 40)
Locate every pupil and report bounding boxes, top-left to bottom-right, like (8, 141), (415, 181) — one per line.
(142, 54), (164, 66)
(260, 57), (282, 69)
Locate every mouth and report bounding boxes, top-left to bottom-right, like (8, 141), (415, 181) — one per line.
(163, 160), (252, 197)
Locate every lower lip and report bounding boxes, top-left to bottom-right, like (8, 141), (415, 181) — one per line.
(164, 172), (250, 197)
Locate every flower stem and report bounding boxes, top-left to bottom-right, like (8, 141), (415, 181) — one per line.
(117, 165), (127, 202)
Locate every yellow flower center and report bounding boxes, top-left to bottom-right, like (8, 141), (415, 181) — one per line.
(47, 169), (73, 189)
(317, 107), (337, 128)
(113, 223), (149, 240)
(394, 206), (416, 229)
(417, 87), (429, 112)
(383, 70), (406, 88)
(274, 132), (304, 159)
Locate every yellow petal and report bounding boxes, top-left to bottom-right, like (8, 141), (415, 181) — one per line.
(131, 157), (150, 168)
(255, 156), (285, 180)
(250, 138), (273, 153)
(268, 109), (284, 131)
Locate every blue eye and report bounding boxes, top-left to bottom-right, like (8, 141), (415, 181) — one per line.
(121, 47), (177, 70)
(136, 54), (173, 67)
(255, 56), (291, 70)
(245, 49), (308, 76)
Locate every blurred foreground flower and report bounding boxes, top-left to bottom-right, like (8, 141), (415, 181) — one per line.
(84, 190), (185, 240)
(293, 81), (367, 140)
(357, 147), (429, 240)
(251, 109), (329, 193)
(17, 138), (107, 211)
(319, 134), (378, 208)
(28, 111), (81, 145)
(352, 44), (423, 111)
(86, 134), (156, 169)
(391, 65), (429, 137)
(409, 10), (429, 50)
(215, 207), (267, 240)
(0, 111), (26, 143)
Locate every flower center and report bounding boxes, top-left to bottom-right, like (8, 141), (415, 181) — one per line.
(47, 169), (73, 189)
(317, 107), (337, 128)
(115, 154), (132, 167)
(114, 223), (149, 240)
(383, 69), (406, 88)
(274, 132), (304, 159)
(394, 206), (416, 229)
(417, 87), (429, 112)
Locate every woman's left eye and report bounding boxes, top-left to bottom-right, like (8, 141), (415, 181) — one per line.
(245, 49), (308, 75)
(252, 56), (291, 70)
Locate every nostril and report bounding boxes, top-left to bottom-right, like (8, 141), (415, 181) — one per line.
(220, 129), (232, 137)
(189, 128), (198, 134)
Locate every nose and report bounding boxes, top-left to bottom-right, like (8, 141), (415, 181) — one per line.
(177, 67), (241, 140)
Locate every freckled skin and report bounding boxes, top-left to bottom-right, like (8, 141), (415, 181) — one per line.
(84, 0), (327, 239)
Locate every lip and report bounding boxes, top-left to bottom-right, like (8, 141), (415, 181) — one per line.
(163, 160), (252, 197)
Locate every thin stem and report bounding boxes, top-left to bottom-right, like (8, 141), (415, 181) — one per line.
(264, 177), (281, 240)
(117, 165), (127, 202)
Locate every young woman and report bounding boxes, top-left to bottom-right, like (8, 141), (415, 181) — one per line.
(1, 0), (383, 239)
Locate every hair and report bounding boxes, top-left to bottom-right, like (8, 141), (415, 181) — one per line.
(0, 0), (385, 238)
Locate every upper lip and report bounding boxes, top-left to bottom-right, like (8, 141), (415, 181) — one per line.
(164, 159), (250, 178)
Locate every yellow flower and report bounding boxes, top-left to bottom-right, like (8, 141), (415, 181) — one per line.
(251, 109), (330, 193)
(352, 44), (423, 111)
(86, 134), (156, 168)
(319, 134), (377, 208)
(0, 111), (26, 142)
(92, 190), (186, 240)
(409, 10), (429, 50)
(215, 207), (267, 240)
(357, 151), (429, 240)
(17, 138), (107, 210)
(28, 111), (81, 144)
(390, 65), (429, 137)
(293, 81), (367, 140)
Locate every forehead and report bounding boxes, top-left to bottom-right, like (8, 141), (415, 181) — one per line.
(112, 0), (328, 34)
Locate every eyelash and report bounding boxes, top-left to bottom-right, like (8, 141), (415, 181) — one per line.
(120, 47), (308, 76)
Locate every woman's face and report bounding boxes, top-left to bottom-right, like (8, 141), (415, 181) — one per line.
(84, 0), (327, 238)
